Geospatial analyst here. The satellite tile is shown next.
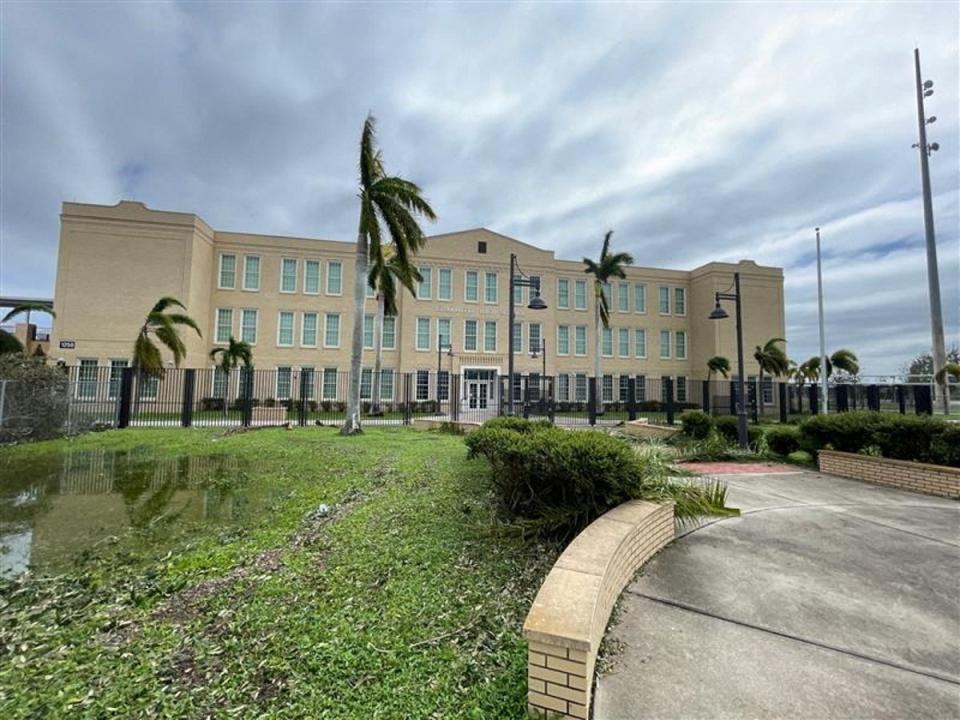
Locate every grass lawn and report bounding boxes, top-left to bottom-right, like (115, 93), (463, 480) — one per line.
(0, 427), (559, 719)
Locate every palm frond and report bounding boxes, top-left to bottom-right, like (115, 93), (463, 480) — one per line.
(150, 297), (186, 314)
(1, 302), (55, 324)
(154, 323), (187, 366)
(165, 313), (202, 336)
(133, 333), (163, 377)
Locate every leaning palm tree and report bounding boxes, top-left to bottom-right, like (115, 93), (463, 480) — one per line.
(368, 249), (422, 415)
(341, 114), (437, 435)
(209, 336), (253, 418)
(133, 296), (201, 381)
(706, 355), (730, 381)
(753, 338), (788, 416)
(829, 348), (859, 378)
(582, 230), (633, 411)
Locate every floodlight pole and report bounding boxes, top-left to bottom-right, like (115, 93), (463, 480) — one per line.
(816, 228), (829, 414)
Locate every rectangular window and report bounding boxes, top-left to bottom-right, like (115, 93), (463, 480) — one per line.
(280, 258), (297, 293)
(302, 312), (318, 347)
(661, 376), (671, 401)
(635, 328), (647, 358)
(618, 283), (629, 312)
(484, 320), (497, 352)
(465, 270), (479, 302)
(529, 323), (541, 354)
(326, 261), (342, 295)
(437, 318), (451, 348)
(366, 283), (375, 299)
(619, 375), (630, 402)
(575, 374), (587, 402)
(635, 374), (647, 402)
(138, 374), (159, 400)
(674, 288), (686, 315)
(602, 282), (612, 309)
(513, 280), (523, 306)
(438, 371), (450, 401)
(528, 276), (542, 305)
(219, 254), (236, 289)
(602, 327), (613, 357)
(675, 330), (687, 359)
(416, 370), (430, 401)
(762, 377), (774, 404)
(557, 374), (570, 402)
(484, 272), (498, 303)
(108, 359), (127, 400)
(574, 280), (587, 310)
(215, 308), (233, 343)
(464, 320), (478, 352)
(301, 367), (315, 401)
(660, 329), (671, 359)
(382, 316), (396, 350)
(512, 321), (522, 351)
(659, 286), (670, 314)
(304, 260), (320, 294)
(417, 266), (432, 299)
(276, 367), (292, 400)
(213, 366), (228, 400)
(363, 315), (375, 349)
(324, 313), (340, 348)
(634, 284), (646, 313)
(416, 318), (430, 351)
(557, 279), (569, 309)
(360, 368), (372, 400)
(380, 369), (394, 400)
(277, 311), (295, 346)
(241, 309), (258, 344)
(438, 268), (452, 300)
(676, 376), (688, 402)
(575, 325), (587, 356)
(557, 325), (570, 355)
(618, 328), (630, 357)
(602, 375), (614, 403)
(322, 368), (338, 400)
(243, 255), (261, 291)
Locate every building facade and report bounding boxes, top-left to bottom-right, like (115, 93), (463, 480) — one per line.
(51, 201), (785, 408)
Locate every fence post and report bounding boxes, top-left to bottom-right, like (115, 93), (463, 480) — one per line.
(241, 368), (254, 427)
(588, 377), (597, 426)
(866, 385), (880, 412)
(298, 371), (308, 426)
(778, 382), (787, 423)
(181, 369), (196, 427)
(451, 374), (460, 423)
(896, 385), (906, 414)
(117, 367), (134, 429)
(627, 377), (637, 421)
(835, 384), (849, 412)
(701, 380), (711, 415)
(913, 384), (932, 415)
(548, 376), (556, 424)
(665, 377), (675, 425)
(808, 385), (819, 415)
(403, 373), (412, 425)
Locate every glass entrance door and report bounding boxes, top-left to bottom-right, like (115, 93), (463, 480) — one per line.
(463, 369), (497, 412)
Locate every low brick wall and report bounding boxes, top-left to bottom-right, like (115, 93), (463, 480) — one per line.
(523, 501), (675, 719)
(819, 450), (960, 499)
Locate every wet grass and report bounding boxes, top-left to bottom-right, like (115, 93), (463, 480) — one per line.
(0, 427), (559, 719)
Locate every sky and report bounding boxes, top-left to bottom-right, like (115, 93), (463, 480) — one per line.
(1, 1), (957, 376)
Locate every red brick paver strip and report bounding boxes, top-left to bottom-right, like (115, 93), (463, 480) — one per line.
(680, 462), (802, 475)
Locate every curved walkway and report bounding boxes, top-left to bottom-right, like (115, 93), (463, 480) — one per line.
(594, 469), (960, 720)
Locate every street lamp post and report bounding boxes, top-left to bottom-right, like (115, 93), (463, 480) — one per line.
(508, 253), (547, 416)
(437, 340), (453, 403)
(708, 272), (749, 448)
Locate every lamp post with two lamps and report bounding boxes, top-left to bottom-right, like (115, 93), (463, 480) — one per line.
(508, 253), (547, 415)
(708, 272), (749, 448)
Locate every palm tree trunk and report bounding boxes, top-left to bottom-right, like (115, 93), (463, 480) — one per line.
(370, 293), (385, 415)
(341, 231), (367, 435)
(594, 288), (603, 413)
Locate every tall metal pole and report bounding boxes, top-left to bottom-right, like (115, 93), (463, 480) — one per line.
(733, 273), (749, 448)
(914, 48), (949, 415)
(508, 253), (516, 416)
(816, 227), (829, 414)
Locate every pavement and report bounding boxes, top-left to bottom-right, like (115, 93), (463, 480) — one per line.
(594, 468), (960, 720)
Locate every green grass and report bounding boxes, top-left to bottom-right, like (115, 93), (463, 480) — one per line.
(0, 427), (560, 719)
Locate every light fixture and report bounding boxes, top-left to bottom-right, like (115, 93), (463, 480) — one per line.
(527, 291), (547, 311)
(924, 89), (934, 97)
(923, 79), (934, 89)
(708, 301), (729, 320)
(927, 115), (937, 124)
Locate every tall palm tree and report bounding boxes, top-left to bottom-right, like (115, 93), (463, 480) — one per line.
(582, 230), (633, 411)
(133, 296), (201, 378)
(753, 338), (788, 416)
(209, 336), (253, 417)
(368, 249), (422, 415)
(706, 355), (730, 381)
(341, 114), (437, 435)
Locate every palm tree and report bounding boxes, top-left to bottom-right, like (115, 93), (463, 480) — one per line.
(132, 298), (201, 407)
(209, 336), (253, 417)
(934, 362), (960, 384)
(368, 249), (422, 415)
(582, 230), (633, 411)
(706, 355), (730, 381)
(341, 114), (437, 435)
(829, 348), (859, 378)
(753, 338), (788, 416)
(1, 303), (55, 355)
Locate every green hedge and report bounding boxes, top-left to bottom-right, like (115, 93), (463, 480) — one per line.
(679, 410), (713, 439)
(765, 425), (802, 456)
(714, 416), (764, 445)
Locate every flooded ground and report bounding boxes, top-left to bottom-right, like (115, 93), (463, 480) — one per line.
(0, 448), (277, 576)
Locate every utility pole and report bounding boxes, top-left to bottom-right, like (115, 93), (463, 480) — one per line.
(816, 227), (828, 414)
(913, 47), (949, 415)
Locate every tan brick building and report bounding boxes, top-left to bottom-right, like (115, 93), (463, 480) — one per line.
(51, 201), (785, 409)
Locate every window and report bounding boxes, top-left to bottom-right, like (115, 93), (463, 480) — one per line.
(618, 328), (630, 357)
(243, 256), (261, 291)
(464, 320), (478, 352)
(219, 255), (236, 289)
(367, 283), (375, 299)
(465, 270), (479, 302)
(512, 373), (523, 402)
(360, 368), (373, 400)
(574, 280), (587, 310)
(417, 266), (432, 299)
(415, 318), (430, 351)
(528, 276), (542, 305)
(634, 284), (646, 313)
(513, 280), (523, 306)
(659, 286), (670, 314)
(280, 258), (297, 293)
(557, 279), (569, 309)
(619, 375), (630, 402)
(322, 368), (338, 400)
(676, 376), (688, 402)
(438, 371), (450, 401)
(437, 318), (451, 348)
(512, 321), (522, 350)
(602, 327), (613, 357)
(326, 261), (342, 295)
(382, 316), (396, 350)
(438, 268), (452, 300)
(363, 315), (374, 349)
(241, 309), (258, 344)
(276, 367), (292, 400)
(108, 359), (127, 400)
(304, 260), (321, 294)
(277, 312), (294, 346)
(618, 283), (629, 313)
(675, 331), (687, 359)
(674, 288), (686, 315)
(575, 374), (588, 402)
(416, 370), (430, 400)
(478, 241), (487, 254)
(484, 272), (498, 303)
(660, 330), (671, 359)
(635, 329), (647, 358)
(529, 372), (541, 402)
(602, 375), (614, 403)
(635, 375), (647, 402)
(529, 323), (541, 354)
(661, 376), (672, 401)
(213, 366), (228, 400)
(138, 374), (159, 400)
(557, 325), (570, 355)
(762, 377), (774, 404)
(484, 320), (497, 352)
(602, 282), (612, 309)
(215, 308), (233, 343)
(301, 368), (315, 400)
(324, 313), (340, 347)
(575, 325), (587, 356)
(302, 312), (318, 347)
(557, 374), (570, 402)
(380, 369), (394, 400)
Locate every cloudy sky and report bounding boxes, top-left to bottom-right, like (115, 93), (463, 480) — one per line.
(1, 1), (957, 375)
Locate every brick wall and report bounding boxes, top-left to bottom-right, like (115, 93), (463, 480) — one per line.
(523, 500), (675, 719)
(819, 450), (960, 499)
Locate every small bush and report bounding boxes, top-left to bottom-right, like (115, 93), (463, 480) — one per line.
(787, 450), (814, 465)
(680, 410), (713, 439)
(714, 417), (763, 445)
(0, 355), (70, 442)
(765, 425), (801, 456)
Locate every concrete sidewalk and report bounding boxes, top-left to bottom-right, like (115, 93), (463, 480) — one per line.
(594, 469), (960, 720)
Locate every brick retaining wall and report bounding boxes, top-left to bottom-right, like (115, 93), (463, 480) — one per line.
(818, 450), (959, 499)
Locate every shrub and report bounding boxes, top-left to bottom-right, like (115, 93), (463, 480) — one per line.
(714, 417), (763, 445)
(765, 425), (801, 456)
(680, 410), (713, 439)
(787, 450), (814, 465)
(0, 355), (70, 442)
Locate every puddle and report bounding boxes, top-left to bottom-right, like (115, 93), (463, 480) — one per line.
(0, 448), (273, 577)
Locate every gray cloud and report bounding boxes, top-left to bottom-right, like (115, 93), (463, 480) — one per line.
(1, 1), (957, 374)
